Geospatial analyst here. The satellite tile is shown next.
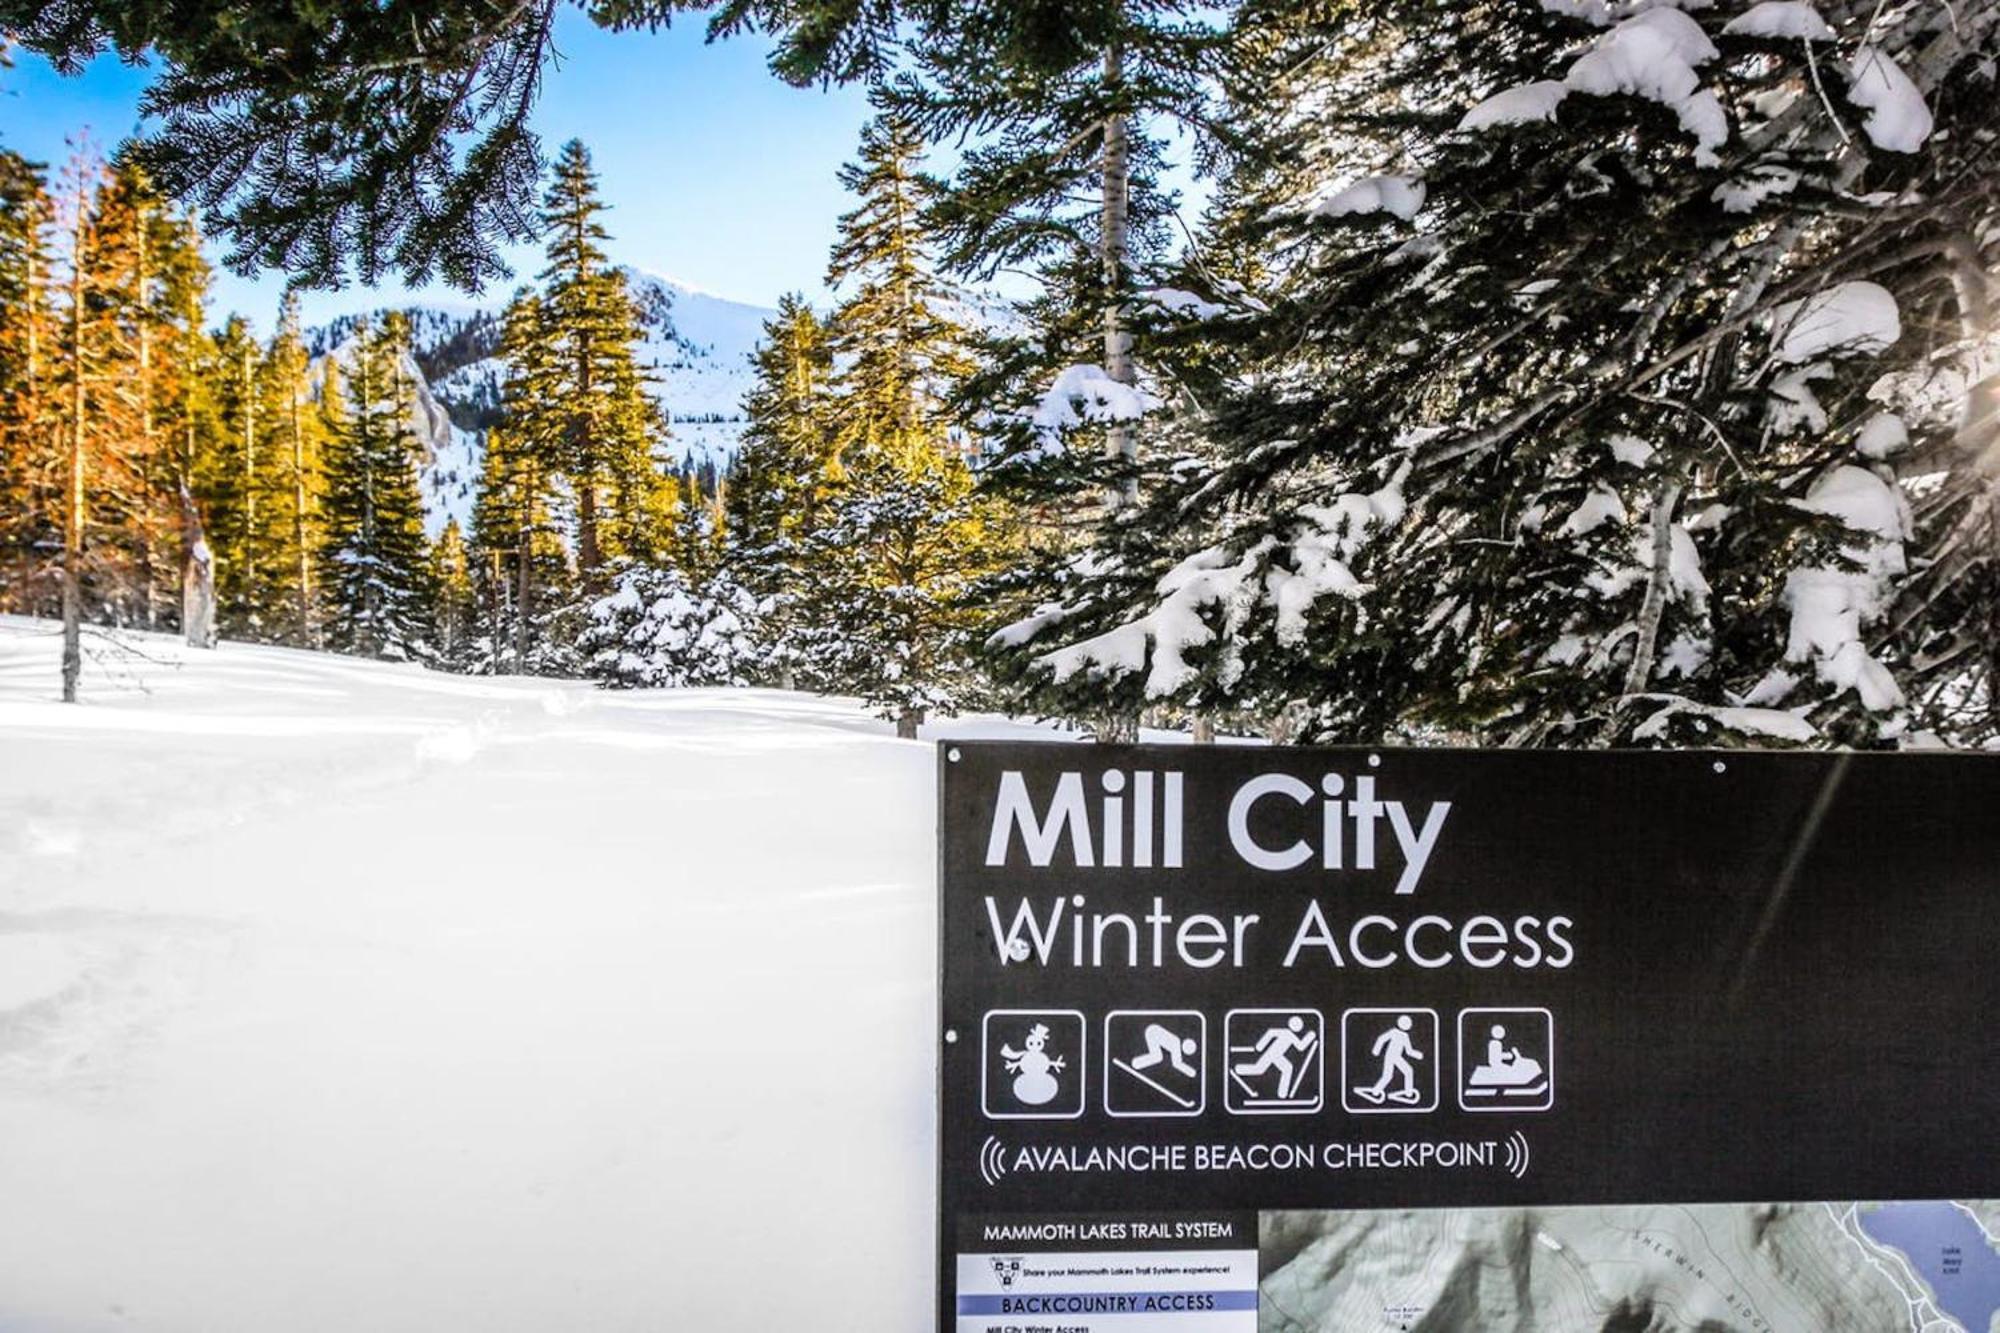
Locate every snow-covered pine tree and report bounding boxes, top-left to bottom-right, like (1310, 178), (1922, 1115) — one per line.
(872, 1), (1229, 739)
(806, 449), (1009, 734)
(996, 0), (2000, 749)
(808, 99), (1012, 736)
(885, 0), (1221, 496)
(468, 414), (573, 675)
(508, 140), (675, 579)
(319, 315), (432, 659)
(726, 293), (841, 688)
(578, 560), (768, 689)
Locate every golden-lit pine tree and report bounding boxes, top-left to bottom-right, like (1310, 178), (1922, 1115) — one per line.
(506, 140), (674, 579)
(264, 292), (331, 644)
(824, 107), (971, 470)
(0, 149), (56, 613)
(50, 147), (153, 700)
(807, 108), (1012, 736)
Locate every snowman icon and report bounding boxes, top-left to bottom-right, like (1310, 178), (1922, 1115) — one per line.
(983, 1011), (1085, 1119)
(1000, 1023), (1067, 1105)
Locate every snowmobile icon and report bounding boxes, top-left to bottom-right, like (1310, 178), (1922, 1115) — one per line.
(1457, 1009), (1555, 1111)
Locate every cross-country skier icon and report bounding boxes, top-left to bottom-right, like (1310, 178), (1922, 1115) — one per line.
(1226, 1011), (1323, 1112)
(1353, 1014), (1427, 1106)
(999, 1022), (1067, 1105)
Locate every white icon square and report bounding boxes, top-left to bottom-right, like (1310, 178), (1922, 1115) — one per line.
(1457, 1007), (1555, 1113)
(1223, 1008), (1323, 1115)
(1341, 1008), (1440, 1114)
(982, 1010), (1086, 1120)
(1103, 1010), (1206, 1118)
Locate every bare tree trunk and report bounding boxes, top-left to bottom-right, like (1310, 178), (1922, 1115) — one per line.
(1947, 232), (1998, 468)
(1100, 38), (1136, 509)
(1191, 715), (1215, 745)
(180, 479), (216, 649)
(896, 705), (925, 740)
(60, 205), (86, 703)
(514, 489), (533, 671)
(1620, 477), (1687, 710)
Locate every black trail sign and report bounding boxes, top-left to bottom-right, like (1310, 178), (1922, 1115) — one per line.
(936, 743), (1999, 1331)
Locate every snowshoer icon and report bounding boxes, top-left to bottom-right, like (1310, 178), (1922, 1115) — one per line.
(1354, 1014), (1426, 1106)
(1231, 1015), (1318, 1102)
(1000, 1022), (1067, 1106)
(1466, 1023), (1547, 1098)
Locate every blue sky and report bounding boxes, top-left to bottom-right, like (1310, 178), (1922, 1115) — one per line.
(1, 10), (878, 328)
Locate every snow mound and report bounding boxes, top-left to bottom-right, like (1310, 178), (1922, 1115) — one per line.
(1564, 11), (1726, 164)
(1460, 80), (1571, 130)
(1712, 164), (1801, 212)
(1769, 281), (1901, 363)
(1309, 175), (1427, 222)
(1847, 46), (1933, 153)
(1722, 1), (1834, 41)
(1855, 412), (1908, 459)
(1033, 364), (1159, 434)
(1467, 11), (1728, 163)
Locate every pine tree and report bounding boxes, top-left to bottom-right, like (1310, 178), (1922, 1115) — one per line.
(319, 315), (431, 659)
(886, 2), (1223, 492)
(824, 102), (970, 466)
(49, 146), (158, 699)
(468, 416), (571, 674)
(265, 292), (331, 645)
(508, 140), (674, 579)
(0, 150), (56, 614)
(92, 160), (208, 633)
(995, 0), (2000, 749)
(726, 294), (840, 689)
(201, 313), (278, 635)
(728, 294), (840, 552)
(428, 517), (477, 668)
(790, 106), (1015, 735)
(807, 450), (1012, 735)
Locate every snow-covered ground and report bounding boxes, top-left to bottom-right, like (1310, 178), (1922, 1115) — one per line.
(0, 616), (1092, 1332)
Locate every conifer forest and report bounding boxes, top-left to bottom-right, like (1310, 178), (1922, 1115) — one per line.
(3, 0), (1997, 750)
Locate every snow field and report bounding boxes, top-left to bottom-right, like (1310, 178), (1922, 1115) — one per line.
(0, 616), (1080, 1331)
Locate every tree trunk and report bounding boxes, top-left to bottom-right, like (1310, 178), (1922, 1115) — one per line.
(896, 704), (925, 740)
(180, 480), (216, 649)
(60, 205), (86, 703)
(291, 384), (314, 643)
(1191, 715), (1215, 745)
(514, 491), (534, 671)
(135, 206), (159, 629)
(1100, 38), (1137, 509)
(240, 344), (258, 622)
(577, 480), (600, 574)
(1618, 476), (1686, 710)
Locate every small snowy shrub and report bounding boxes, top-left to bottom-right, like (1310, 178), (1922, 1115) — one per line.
(581, 564), (768, 688)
